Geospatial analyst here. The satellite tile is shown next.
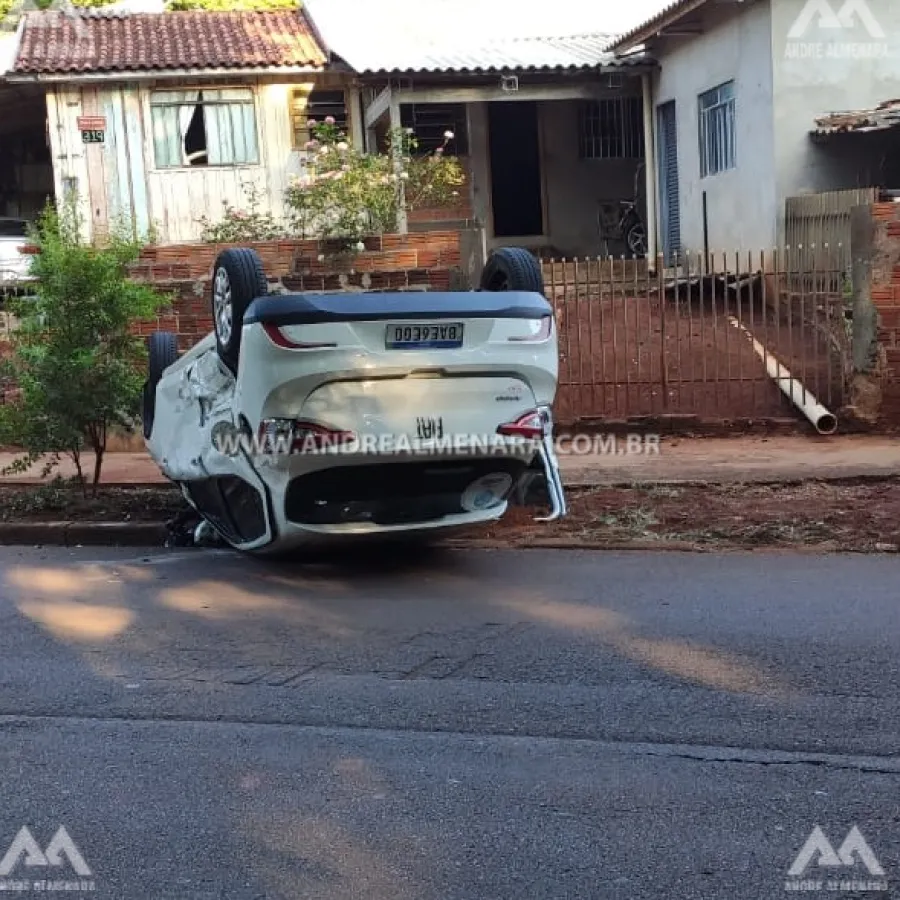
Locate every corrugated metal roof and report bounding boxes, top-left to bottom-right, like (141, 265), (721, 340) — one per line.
(303, 0), (651, 73)
(340, 36), (639, 74)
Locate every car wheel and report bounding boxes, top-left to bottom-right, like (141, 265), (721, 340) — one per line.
(143, 331), (179, 440)
(211, 248), (267, 374)
(479, 247), (544, 294)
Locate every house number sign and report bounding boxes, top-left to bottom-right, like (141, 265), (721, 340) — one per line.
(77, 116), (106, 144)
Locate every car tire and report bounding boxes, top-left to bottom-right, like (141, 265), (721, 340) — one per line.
(211, 248), (267, 374)
(479, 247), (544, 294)
(143, 331), (179, 440)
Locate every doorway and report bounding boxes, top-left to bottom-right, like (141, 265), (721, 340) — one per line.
(487, 101), (544, 238)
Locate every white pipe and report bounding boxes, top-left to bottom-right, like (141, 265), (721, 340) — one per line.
(641, 73), (658, 265)
(728, 317), (837, 435)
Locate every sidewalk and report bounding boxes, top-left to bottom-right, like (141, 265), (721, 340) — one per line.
(0, 435), (897, 486)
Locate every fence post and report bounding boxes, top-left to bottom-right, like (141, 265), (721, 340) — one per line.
(657, 253), (668, 410)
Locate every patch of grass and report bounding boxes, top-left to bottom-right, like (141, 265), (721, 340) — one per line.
(638, 484), (685, 499)
(593, 507), (659, 538)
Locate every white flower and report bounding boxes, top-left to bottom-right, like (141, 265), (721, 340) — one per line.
(444, 130), (454, 140)
(399, 171), (409, 180)
(355, 241), (365, 251)
(337, 141), (348, 151)
(405, 127), (414, 134)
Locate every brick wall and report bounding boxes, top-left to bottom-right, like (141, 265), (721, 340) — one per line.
(863, 202), (900, 424)
(130, 230), (470, 351)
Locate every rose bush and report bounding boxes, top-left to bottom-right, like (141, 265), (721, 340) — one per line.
(197, 182), (286, 243)
(285, 117), (465, 245)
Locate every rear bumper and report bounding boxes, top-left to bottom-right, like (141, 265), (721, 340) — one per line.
(254, 450), (534, 537)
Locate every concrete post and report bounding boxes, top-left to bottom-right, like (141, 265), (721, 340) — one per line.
(641, 73), (658, 266)
(389, 98), (408, 234)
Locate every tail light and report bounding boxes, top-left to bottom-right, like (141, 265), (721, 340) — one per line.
(496, 409), (544, 440)
(17, 244), (39, 256)
(257, 418), (355, 452)
(508, 317), (552, 342)
(263, 322), (336, 349)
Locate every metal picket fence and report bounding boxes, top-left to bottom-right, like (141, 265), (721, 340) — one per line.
(541, 251), (850, 425)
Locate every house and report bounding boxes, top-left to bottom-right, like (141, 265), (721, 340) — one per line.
(1, 1), (660, 255)
(1, 5), (351, 243)
(610, 0), (900, 262)
(303, 0), (658, 258)
(0, 24), (54, 222)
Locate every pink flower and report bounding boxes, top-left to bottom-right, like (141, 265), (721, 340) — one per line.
(434, 146), (444, 155)
(307, 118), (317, 127)
(325, 116), (336, 125)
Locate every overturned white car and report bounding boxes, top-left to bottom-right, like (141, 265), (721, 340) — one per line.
(142, 246), (566, 554)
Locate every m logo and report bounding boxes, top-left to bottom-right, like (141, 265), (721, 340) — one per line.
(788, 825), (885, 877)
(0, 826), (91, 877)
(787, 0), (885, 39)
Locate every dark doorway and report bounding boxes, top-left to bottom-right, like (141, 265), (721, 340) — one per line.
(487, 101), (543, 237)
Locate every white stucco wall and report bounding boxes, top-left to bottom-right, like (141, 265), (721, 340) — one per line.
(651, 0), (777, 254)
(770, 0), (900, 239)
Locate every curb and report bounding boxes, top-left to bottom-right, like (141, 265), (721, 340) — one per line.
(442, 538), (707, 552)
(0, 523), (890, 554)
(0, 521), (168, 546)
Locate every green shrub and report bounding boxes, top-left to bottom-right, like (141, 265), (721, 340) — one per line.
(285, 119), (465, 245)
(0, 195), (170, 496)
(197, 182), (287, 244)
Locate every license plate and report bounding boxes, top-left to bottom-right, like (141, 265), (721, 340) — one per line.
(386, 322), (464, 349)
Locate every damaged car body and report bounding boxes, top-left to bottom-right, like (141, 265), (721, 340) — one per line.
(143, 246), (567, 554)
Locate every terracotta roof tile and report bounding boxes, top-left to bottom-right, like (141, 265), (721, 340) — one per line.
(13, 8), (328, 74)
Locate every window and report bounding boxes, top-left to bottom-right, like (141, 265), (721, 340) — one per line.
(698, 81), (735, 177)
(150, 88), (259, 169)
(578, 97), (644, 159)
(291, 88), (349, 147)
(399, 103), (468, 155)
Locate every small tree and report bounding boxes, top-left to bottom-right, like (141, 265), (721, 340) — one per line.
(0, 195), (169, 496)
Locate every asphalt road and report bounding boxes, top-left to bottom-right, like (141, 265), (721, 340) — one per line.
(0, 544), (898, 899)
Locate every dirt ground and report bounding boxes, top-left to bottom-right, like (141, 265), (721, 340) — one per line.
(474, 480), (900, 551)
(0, 484), (185, 523)
(3, 478), (900, 552)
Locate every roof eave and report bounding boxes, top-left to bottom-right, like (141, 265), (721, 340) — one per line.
(6, 63), (328, 83)
(610, 0), (712, 54)
(352, 59), (657, 77)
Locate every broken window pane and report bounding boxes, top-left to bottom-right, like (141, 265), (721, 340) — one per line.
(150, 88), (259, 168)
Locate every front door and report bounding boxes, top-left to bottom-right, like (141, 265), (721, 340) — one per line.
(487, 101), (544, 238)
(656, 100), (681, 265)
